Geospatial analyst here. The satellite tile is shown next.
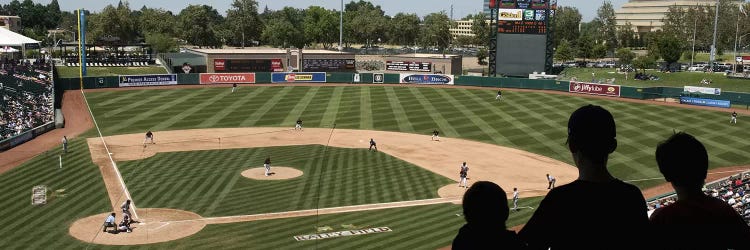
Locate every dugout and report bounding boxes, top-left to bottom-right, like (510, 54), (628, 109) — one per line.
(383, 54), (462, 75)
(186, 48), (355, 73)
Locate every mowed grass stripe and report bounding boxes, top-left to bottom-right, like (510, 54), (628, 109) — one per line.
(105, 88), (209, 132)
(239, 86), (294, 127)
(92, 89), (147, 107)
(384, 86), (415, 132)
(434, 88), (506, 144)
(359, 87), (374, 129)
(100, 88), (180, 118)
(281, 86), (320, 126)
(151, 88), (235, 130)
(319, 87), (345, 127)
(198, 87), (270, 127)
(407, 87), (459, 136)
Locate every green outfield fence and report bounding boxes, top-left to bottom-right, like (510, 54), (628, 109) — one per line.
(54, 71), (750, 108)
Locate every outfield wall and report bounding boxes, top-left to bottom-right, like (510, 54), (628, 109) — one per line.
(54, 72), (750, 107)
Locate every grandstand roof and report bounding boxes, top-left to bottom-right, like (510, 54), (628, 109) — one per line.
(0, 28), (39, 47)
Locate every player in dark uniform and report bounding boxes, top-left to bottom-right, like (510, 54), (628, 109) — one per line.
(232, 83), (237, 93)
(495, 89), (503, 100)
(369, 138), (377, 151)
(731, 111), (737, 124)
(143, 131), (154, 144)
(432, 130), (440, 141)
(264, 156), (272, 176)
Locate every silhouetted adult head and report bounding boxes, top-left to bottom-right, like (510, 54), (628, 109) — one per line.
(462, 181), (509, 227)
(655, 132), (708, 189)
(567, 105), (617, 163)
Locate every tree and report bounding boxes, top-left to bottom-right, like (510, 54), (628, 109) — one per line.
(615, 47), (636, 65)
(632, 55), (656, 73)
(577, 34), (595, 62)
(177, 5), (223, 48)
(592, 43), (607, 60)
(88, 3), (138, 43)
(226, 0), (262, 48)
(420, 11), (451, 54)
(46, 0), (61, 29)
(593, 1), (618, 52)
(145, 32), (178, 53)
(389, 13), (420, 47)
(303, 6), (338, 49)
(261, 7), (305, 48)
(555, 39), (575, 62)
(657, 34), (684, 66)
(349, 7), (387, 47)
(553, 6), (582, 48)
(469, 13), (490, 47)
(139, 7), (176, 36)
(476, 48), (488, 65)
(617, 22), (637, 48)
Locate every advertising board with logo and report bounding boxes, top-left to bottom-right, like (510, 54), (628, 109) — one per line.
(679, 97), (731, 108)
(119, 74), (177, 87)
(373, 73), (385, 83)
(214, 59), (284, 72)
(399, 74), (454, 85)
(496, 0), (554, 34)
(200, 73), (256, 84)
(386, 61), (432, 72)
(302, 59), (355, 72)
(271, 72), (327, 83)
(499, 9), (523, 20)
(684, 86), (721, 95)
(569, 81), (621, 97)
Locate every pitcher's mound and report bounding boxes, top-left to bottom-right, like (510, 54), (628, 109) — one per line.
(69, 208), (205, 245)
(241, 167), (303, 180)
(438, 184), (469, 204)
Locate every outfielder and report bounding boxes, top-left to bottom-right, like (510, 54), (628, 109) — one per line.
(459, 162), (469, 188)
(62, 136), (68, 153)
(546, 174), (556, 189)
(232, 83), (237, 93)
(495, 89), (503, 100)
(264, 156), (271, 176)
(731, 111), (737, 124)
(512, 187), (519, 211)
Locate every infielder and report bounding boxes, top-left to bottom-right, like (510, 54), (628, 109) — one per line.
(264, 156), (271, 176)
(546, 174), (556, 189)
(295, 118), (303, 130)
(232, 83), (237, 93)
(143, 131), (154, 144)
(459, 162), (469, 188)
(369, 138), (378, 151)
(495, 89), (503, 100)
(62, 136), (68, 153)
(512, 187), (519, 211)
(431, 130), (440, 141)
(731, 111), (737, 124)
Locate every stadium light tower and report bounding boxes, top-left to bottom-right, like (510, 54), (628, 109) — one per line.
(709, 0), (720, 71)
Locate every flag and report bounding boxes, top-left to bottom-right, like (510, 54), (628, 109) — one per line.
(741, 3), (748, 17)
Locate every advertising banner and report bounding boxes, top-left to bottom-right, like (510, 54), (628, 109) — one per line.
(569, 81), (621, 97)
(679, 97), (731, 108)
(373, 73), (384, 83)
(386, 61), (432, 72)
(214, 59), (226, 71)
(119, 74), (177, 87)
(271, 72), (327, 83)
(200, 73), (256, 84)
(684, 86), (721, 95)
(399, 74), (454, 85)
(498, 9), (524, 21)
(353, 73), (361, 83)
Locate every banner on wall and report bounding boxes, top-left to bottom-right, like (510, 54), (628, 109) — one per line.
(569, 81), (621, 97)
(679, 97), (731, 108)
(399, 74), (454, 85)
(684, 86), (721, 95)
(200, 73), (256, 84)
(119, 74), (177, 87)
(271, 72), (326, 83)
(373, 73), (385, 83)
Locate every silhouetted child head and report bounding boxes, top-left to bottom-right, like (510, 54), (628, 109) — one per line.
(567, 105), (617, 161)
(462, 181), (509, 227)
(656, 132), (708, 189)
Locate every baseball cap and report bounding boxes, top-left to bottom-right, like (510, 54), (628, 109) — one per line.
(567, 105), (616, 149)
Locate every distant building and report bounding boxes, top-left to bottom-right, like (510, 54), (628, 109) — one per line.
(0, 16), (21, 33)
(450, 20), (476, 39)
(615, 0), (732, 34)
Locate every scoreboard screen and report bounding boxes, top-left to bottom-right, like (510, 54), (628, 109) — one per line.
(302, 59), (355, 72)
(496, 0), (556, 35)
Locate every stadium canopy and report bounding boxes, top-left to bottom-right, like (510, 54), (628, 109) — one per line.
(0, 28), (40, 47)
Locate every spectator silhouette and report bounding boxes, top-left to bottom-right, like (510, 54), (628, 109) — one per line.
(650, 132), (750, 249)
(452, 181), (525, 250)
(518, 104), (650, 249)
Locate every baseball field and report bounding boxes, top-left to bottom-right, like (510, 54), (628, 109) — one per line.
(0, 84), (749, 249)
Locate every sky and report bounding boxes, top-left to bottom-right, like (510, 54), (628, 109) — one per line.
(26, 0), (629, 21)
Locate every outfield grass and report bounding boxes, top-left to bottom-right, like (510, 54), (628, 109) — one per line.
(56, 66), (168, 78)
(85, 86), (750, 189)
(559, 68), (750, 93)
(120, 145), (455, 216)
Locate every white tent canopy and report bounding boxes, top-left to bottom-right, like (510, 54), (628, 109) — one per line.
(0, 28), (40, 46)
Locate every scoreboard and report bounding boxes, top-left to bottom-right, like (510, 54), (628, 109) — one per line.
(495, 0), (556, 35)
(302, 59), (355, 72)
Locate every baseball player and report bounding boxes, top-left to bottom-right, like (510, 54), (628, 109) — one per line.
(264, 156), (271, 176)
(369, 138), (378, 151)
(495, 89), (503, 100)
(232, 83), (237, 93)
(512, 187), (519, 211)
(459, 162), (469, 188)
(143, 131), (154, 144)
(62, 136), (68, 153)
(295, 118), (303, 130)
(103, 212), (116, 232)
(731, 111), (737, 124)
(431, 130), (440, 141)
(121, 199), (132, 218)
(546, 174), (556, 189)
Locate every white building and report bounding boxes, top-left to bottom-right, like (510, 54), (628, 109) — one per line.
(615, 0), (724, 33)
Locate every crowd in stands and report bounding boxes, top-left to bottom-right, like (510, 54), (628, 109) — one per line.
(0, 58), (54, 141)
(63, 52), (153, 67)
(452, 105), (750, 250)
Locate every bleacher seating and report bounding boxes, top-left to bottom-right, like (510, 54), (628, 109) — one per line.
(0, 59), (54, 141)
(63, 52), (155, 67)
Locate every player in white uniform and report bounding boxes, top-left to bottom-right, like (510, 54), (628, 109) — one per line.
(295, 119), (303, 130)
(459, 162), (469, 188)
(546, 174), (556, 189)
(495, 89), (502, 100)
(731, 111), (737, 124)
(143, 131), (154, 144)
(264, 157), (271, 176)
(512, 187), (519, 211)
(431, 130), (440, 141)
